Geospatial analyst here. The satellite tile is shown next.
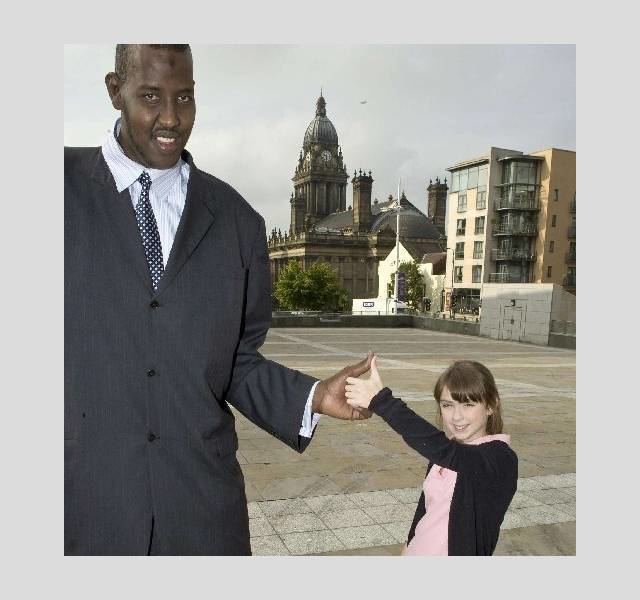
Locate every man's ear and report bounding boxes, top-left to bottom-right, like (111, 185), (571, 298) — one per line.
(105, 72), (123, 110)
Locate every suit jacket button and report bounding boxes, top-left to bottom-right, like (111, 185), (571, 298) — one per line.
(147, 369), (156, 377)
(150, 301), (160, 309)
(147, 432), (157, 442)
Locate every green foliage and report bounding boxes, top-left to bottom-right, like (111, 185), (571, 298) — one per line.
(388, 260), (426, 310)
(275, 261), (351, 311)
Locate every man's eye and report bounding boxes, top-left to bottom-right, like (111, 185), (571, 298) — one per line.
(143, 93), (159, 101)
(177, 95), (193, 103)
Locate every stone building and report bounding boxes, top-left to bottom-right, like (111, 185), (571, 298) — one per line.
(268, 94), (445, 301)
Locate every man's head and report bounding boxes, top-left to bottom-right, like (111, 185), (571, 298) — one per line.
(105, 44), (195, 169)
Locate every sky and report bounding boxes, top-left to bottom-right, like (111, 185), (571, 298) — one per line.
(64, 44), (575, 233)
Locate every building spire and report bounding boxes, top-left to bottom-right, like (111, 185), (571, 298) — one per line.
(316, 91), (326, 117)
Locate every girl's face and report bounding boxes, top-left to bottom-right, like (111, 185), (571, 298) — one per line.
(439, 385), (492, 443)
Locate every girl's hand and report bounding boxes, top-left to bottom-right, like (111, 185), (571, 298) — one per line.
(345, 355), (384, 410)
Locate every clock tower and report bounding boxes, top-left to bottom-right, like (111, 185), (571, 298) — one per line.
(290, 94), (349, 233)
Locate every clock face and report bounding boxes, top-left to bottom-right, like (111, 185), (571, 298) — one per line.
(321, 150), (332, 163)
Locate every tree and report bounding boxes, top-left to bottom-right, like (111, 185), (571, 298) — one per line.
(275, 261), (351, 311)
(388, 260), (425, 310)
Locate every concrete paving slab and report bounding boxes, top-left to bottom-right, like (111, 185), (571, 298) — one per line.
(332, 524), (397, 550)
(251, 535), (290, 556)
(268, 513), (327, 534)
(280, 530), (345, 555)
(362, 504), (417, 524)
(318, 508), (375, 529)
(248, 517), (275, 537)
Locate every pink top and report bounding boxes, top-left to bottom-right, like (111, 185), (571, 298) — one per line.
(404, 433), (511, 556)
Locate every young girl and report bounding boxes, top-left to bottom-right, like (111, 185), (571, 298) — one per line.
(345, 356), (517, 556)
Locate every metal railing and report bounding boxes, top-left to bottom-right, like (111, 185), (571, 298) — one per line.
(491, 248), (536, 261)
(568, 224), (576, 238)
(455, 252), (465, 260)
(473, 252), (483, 259)
(565, 250), (576, 264)
(492, 222), (537, 236)
(494, 197), (540, 211)
(570, 199), (576, 213)
(563, 274), (576, 287)
(488, 272), (522, 283)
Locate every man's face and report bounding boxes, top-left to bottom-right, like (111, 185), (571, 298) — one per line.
(106, 45), (196, 169)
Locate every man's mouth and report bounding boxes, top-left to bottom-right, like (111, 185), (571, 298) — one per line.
(154, 135), (179, 152)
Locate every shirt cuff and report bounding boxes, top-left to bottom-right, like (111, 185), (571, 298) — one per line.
(299, 380), (321, 438)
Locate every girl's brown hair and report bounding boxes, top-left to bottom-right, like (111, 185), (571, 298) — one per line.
(433, 360), (503, 434)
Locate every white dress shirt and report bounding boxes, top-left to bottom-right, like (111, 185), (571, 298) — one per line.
(101, 120), (320, 437)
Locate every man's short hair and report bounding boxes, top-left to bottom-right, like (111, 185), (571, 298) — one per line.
(115, 44), (192, 80)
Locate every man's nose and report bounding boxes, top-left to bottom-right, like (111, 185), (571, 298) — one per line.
(158, 99), (179, 129)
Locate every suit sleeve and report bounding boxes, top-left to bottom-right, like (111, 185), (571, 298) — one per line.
(225, 216), (318, 452)
(370, 388), (514, 482)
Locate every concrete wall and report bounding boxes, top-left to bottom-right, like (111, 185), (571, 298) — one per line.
(479, 283), (553, 345)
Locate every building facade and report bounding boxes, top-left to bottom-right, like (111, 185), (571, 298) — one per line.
(268, 95), (445, 301)
(444, 147), (576, 313)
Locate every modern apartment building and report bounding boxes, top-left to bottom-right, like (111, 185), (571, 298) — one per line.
(444, 147), (576, 313)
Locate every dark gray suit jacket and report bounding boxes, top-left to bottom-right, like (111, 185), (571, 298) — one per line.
(64, 147), (316, 555)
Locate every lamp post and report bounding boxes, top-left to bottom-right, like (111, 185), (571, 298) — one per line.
(393, 179), (402, 314)
(446, 247), (455, 319)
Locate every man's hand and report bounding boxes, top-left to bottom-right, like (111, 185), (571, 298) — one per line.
(311, 351), (374, 420)
(345, 355), (384, 410)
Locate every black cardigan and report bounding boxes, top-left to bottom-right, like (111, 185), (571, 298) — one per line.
(370, 388), (518, 556)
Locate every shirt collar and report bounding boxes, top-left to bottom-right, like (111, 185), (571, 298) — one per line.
(101, 118), (185, 195)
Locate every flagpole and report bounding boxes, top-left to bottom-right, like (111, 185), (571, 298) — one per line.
(394, 178), (400, 313)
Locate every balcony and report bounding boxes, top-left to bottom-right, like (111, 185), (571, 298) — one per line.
(563, 274), (576, 288)
(488, 272), (523, 283)
(492, 222), (537, 236)
(566, 249), (576, 264)
(456, 229), (466, 236)
(491, 249), (536, 262)
(570, 199), (576, 213)
(473, 252), (484, 259)
(568, 223), (576, 238)
(494, 197), (540, 211)
(455, 252), (465, 260)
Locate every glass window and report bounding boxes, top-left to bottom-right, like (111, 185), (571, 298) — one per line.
(547, 266), (552, 278)
(457, 193), (467, 212)
(478, 165), (488, 188)
(473, 241), (483, 259)
(472, 265), (482, 283)
(501, 162), (513, 185)
(554, 188), (559, 202)
(552, 215), (557, 227)
(467, 166), (478, 189)
(549, 241), (555, 253)
(476, 190), (486, 210)
(475, 216), (485, 234)
(459, 169), (468, 191)
(455, 242), (464, 259)
(455, 266), (463, 283)
(456, 219), (466, 235)
(451, 171), (459, 192)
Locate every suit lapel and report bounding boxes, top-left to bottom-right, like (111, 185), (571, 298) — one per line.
(155, 157), (216, 296)
(90, 150), (154, 293)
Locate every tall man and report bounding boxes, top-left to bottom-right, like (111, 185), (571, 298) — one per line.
(64, 44), (371, 555)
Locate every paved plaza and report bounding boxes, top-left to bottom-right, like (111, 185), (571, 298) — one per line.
(233, 327), (576, 556)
